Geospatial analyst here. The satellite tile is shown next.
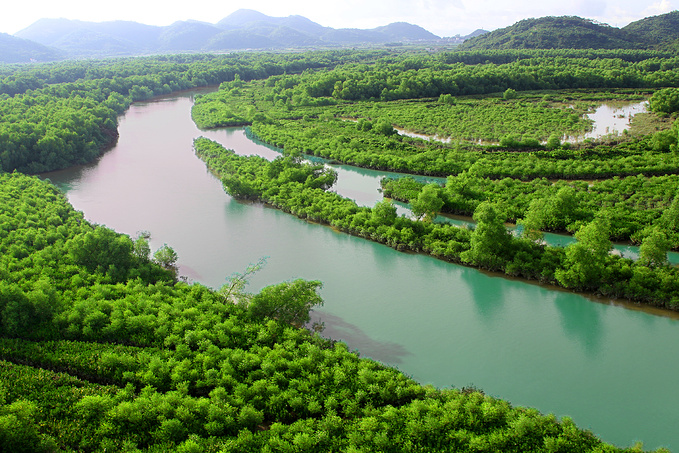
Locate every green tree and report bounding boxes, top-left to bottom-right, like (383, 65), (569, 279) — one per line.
(68, 226), (134, 280)
(372, 199), (398, 225)
(356, 118), (373, 132)
(0, 283), (33, 336)
(460, 202), (512, 270)
(521, 186), (580, 232)
(638, 228), (670, 268)
(649, 87), (679, 116)
(502, 88), (517, 100)
(518, 210), (544, 242)
(438, 93), (456, 105)
(555, 218), (612, 290)
(655, 191), (679, 248)
(222, 174), (260, 199)
(153, 244), (178, 272)
(410, 183), (444, 222)
(219, 257), (267, 305)
(247, 279), (323, 326)
(0, 398), (57, 453)
(373, 119), (396, 136)
(545, 133), (561, 150)
(657, 191), (679, 232)
(133, 236), (151, 261)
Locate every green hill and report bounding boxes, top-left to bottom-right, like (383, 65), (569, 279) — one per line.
(623, 10), (679, 49)
(459, 16), (638, 50)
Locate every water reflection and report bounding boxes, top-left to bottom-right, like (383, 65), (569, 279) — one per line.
(553, 290), (603, 356)
(309, 312), (412, 364)
(570, 101), (648, 142)
(468, 271), (507, 322)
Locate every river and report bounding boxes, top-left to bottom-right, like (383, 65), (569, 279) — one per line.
(41, 92), (679, 451)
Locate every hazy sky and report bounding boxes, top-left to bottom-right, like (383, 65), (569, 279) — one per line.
(3, 0), (676, 37)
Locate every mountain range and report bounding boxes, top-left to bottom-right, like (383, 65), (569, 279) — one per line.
(7, 9), (454, 62)
(4, 9), (679, 64)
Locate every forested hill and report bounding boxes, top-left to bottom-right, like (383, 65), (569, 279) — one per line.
(459, 11), (679, 50)
(0, 33), (64, 63)
(622, 10), (679, 50)
(458, 16), (638, 50)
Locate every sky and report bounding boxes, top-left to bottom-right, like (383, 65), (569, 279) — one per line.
(2, 0), (676, 37)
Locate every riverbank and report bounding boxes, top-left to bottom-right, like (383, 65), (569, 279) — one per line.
(194, 136), (679, 312)
(230, 124), (679, 265)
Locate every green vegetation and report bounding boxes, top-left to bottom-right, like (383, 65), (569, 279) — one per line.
(649, 87), (679, 116)
(3, 47), (679, 450)
(192, 51), (679, 181)
(382, 172), (679, 244)
(614, 11), (679, 50)
(191, 49), (679, 254)
(459, 11), (679, 51)
(194, 137), (679, 309)
(193, 50), (679, 113)
(246, 112), (679, 178)
(0, 172), (639, 451)
(187, 48), (679, 310)
(459, 16), (639, 50)
(0, 50), (388, 173)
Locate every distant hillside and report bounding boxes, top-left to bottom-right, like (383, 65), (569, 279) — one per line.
(622, 10), (679, 49)
(0, 32), (64, 63)
(465, 29), (489, 39)
(205, 30), (278, 51)
(459, 16), (638, 50)
(12, 10), (441, 58)
(158, 21), (221, 51)
(441, 29), (489, 44)
(15, 18), (162, 56)
(216, 10), (327, 37)
(373, 22), (439, 41)
(8, 10), (679, 61)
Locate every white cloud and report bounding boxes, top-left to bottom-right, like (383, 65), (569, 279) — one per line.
(643, 0), (674, 15)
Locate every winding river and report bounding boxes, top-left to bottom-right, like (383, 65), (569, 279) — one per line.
(42, 92), (679, 450)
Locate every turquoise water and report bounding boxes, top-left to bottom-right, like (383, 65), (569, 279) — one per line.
(41, 94), (679, 450)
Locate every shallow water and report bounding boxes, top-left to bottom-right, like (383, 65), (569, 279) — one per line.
(395, 100), (649, 145)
